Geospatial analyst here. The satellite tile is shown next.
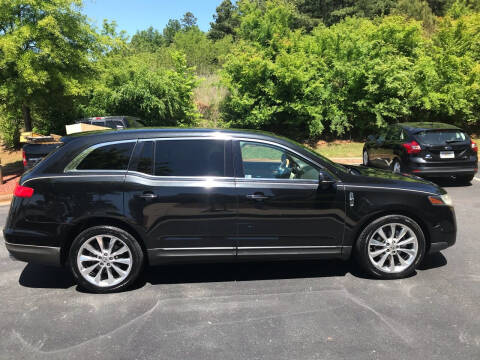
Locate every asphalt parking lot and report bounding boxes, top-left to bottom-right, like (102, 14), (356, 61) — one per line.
(1, 178), (479, 360)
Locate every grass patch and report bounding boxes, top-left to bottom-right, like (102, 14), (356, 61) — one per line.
(314, 141), (364, 158)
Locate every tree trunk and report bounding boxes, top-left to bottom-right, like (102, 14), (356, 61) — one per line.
(22, 104), (32, 132)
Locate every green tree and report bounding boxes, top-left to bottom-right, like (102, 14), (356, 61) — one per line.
(0, 0), (98, 133)
(447, 0), (480, 18)
(163, 19), (181, 44)
(208, 0), (240, 40)
(130, 26), (164, 52)
(393, 0), (437, 32)
(181, 12), (198, 30)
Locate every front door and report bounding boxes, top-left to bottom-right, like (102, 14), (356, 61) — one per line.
(124, 138), (237, 263)
(233, 140), (345, 259)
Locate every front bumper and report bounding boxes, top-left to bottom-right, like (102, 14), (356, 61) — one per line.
(5, 242), (61, 266)
(427, 206), (457, 253)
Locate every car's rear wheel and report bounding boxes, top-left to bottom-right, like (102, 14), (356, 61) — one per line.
(355, 215), (426, 279)
(363, 150), (369, 166)
(69, 226), (144, 293)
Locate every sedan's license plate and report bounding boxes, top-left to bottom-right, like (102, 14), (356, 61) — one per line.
(440, 151), (455, 159)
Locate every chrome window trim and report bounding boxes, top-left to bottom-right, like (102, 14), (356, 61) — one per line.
(62, 135), (333, 182)
(64, 139), (137, 173)
(22, 174), (125, 186)
(339, 184), (437, 195)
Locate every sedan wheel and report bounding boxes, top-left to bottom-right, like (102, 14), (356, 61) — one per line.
(355, 215), (426, 279)
(363, 150), (369, 166)
(392, 160), (402, 173)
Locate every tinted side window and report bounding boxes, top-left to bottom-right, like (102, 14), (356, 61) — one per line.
(128, 141), (155, 175)
(105, 120), (124, 129)
(77, 142), (134, 170)
(155, 140), (225, 177)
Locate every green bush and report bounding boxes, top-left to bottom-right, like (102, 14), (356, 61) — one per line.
(82, 50), (199, 126)
(0, 112), (21, 149)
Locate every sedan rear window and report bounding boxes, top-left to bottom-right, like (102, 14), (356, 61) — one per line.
(415, 130), (467, 145)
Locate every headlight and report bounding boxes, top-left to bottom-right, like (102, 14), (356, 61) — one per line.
(428, 194), (453, 206)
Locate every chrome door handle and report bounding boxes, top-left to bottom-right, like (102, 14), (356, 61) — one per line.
(138, 192), (157, 199)
(246, 194), (270, 201)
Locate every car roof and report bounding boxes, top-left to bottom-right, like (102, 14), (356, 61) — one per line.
(61, 127), (288, 144)
(399, 122), (462, 133)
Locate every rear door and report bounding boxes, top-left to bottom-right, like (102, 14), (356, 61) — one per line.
(233, 139), (345, 258)
(124, 138), (237, 262)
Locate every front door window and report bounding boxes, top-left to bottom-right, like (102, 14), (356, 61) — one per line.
(239, 141), (319, 180)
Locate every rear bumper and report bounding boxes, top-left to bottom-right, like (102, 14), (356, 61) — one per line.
(408, 166), (477, 177)
(5, 242), (61, 266)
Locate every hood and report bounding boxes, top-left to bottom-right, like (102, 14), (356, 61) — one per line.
(342, 165), (445, 195)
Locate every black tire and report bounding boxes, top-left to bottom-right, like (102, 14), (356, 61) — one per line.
(363, 149), (369, 166)
(69, 226), (144, 293)
(391, 159), (402, 173)
(355, 215), (426, 279)
(456, 175), (474, 184)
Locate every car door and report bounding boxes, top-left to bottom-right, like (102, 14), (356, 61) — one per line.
(233, 139), (345, 259)
(124, 138), (237, 263)
(381, 126), (401, 168)
(370, 131), (386, 168)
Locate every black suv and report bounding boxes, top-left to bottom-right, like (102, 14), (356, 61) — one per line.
(363, 122), (478, 183)
(4, 129), (456, 292)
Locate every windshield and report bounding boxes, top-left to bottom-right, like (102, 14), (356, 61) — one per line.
(415, 130), (468, 145)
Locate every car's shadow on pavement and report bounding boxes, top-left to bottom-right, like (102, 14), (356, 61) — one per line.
(428, 177), (472, 188)
(18, 252), (448, 292)
(19, 263), (76, 289)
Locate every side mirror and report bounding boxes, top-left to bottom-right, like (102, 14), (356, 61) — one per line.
(367, 134), (376, 142)
(318, 171), (335, 189)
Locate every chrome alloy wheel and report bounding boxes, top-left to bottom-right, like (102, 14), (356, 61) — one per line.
(363, 151), (368, 166)
(368, 223), (418, 273)
(393, 161), (401, 173)
(76, 235), (132, 287)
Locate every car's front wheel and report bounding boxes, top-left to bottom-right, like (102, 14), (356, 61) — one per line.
(363, 150), (369, 166)
(355, 215), (426, 279)
(69, 226), (144, 293)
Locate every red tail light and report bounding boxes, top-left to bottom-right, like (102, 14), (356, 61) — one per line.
(472, 140), (478, 153)
(14, 184), (34, 198)
(402, 140), (422, 154)
(22, 150), (27, 167)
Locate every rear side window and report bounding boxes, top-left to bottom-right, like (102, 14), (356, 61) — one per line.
(415, 130), (467, 145)
(131, 141), (154, 175)
(76, 142), (134, 170)
(105, 120), (125, 129)
(155, 140), (225, 177)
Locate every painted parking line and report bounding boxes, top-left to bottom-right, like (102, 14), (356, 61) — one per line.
(474, 177), (480, 182)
